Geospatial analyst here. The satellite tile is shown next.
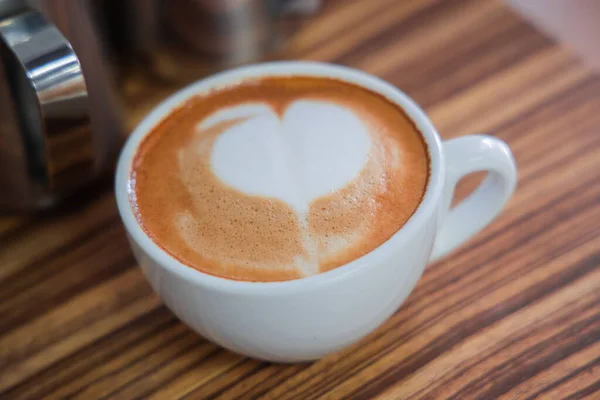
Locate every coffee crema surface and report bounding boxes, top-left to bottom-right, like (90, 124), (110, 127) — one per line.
(130, 76), (429, 282)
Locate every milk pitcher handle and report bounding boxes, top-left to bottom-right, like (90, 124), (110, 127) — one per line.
(0, 7), (94, 208)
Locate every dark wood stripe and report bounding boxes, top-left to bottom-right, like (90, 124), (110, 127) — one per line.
(295, 0), (446, 62)
(337, 239), (599, 400)
(0, 217), (34, 244)
(0, 223), (133, 334)
(292, 0), (413, 57)
(3, 308), (177, 399)
(182, 361), (267, 400)
(374, 305), (600, 400)
(65, 324), (201, 397)
(69, 328), (196, 399)
(408, 295), (600, 400)
(160, 353), (249, 400)
(100, 347), (223, 400)
(0, 193), (118, 284)
(507, 111), (600, 172)
(365, 288), (600, 399)
(451, 309), (600, 399)
(0, 256), (135, 336)
(435, 55), (584, 137)
(210, 364), (310, 400)
(387, 16), (552, 108)
(526, 357), (600, 400)
(518, 137), (600, 187)
(0, 175), (113, 243)
(333, 0), (476, 67)
(0, 216), (122, 300)
(564, 381), (600, 400)
(492, 76), (600, 144)
(0, 271), (154, 379)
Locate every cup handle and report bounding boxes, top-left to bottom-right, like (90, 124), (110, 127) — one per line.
(430, 135), (517, 262)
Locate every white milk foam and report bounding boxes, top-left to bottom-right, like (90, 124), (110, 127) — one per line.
(208, 101), (372, 214)
(185, 100), (374, 276)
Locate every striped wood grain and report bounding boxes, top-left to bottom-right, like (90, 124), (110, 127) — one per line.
(0, 0), (599, 398)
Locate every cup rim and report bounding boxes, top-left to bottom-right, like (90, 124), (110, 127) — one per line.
(115, 61), (444, 295)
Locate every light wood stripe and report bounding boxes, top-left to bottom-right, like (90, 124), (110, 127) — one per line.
(529, 367), (600, 400)
(146, 352), (249, 400)
(292, 0), (443, 61)
(376, 260), (600, 399)
(6, 309), (176, 399)
(428, 47), (591, 136)
(499, 342), (600, 400)
(0, 222), (132, 332)
(0, 194), (118, 283)
(350, 0), (506, 75)
(0, 269), (158, 392)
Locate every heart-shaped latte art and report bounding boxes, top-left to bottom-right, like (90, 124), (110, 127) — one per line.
(204, 100), (372, 214)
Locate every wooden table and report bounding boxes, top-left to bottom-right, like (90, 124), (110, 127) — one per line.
(2, 0), (599, 398)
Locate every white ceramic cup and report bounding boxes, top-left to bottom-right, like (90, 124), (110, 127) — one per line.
(115, 62), (517, 362)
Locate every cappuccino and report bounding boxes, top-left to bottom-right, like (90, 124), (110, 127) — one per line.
(130, 76), (429, 281)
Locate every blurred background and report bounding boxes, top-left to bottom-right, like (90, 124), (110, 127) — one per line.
(0, 0), (598, 211)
